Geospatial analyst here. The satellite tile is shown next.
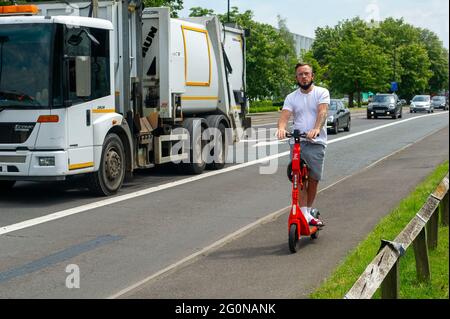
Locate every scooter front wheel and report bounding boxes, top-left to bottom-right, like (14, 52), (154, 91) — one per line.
(289, 224), (299, 253)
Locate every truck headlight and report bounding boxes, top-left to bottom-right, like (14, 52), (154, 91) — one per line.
(38, 157), (55, 166)
(328, 116), (334, 122)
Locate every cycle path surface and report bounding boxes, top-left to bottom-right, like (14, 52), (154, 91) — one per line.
(124, 126), (449, 299)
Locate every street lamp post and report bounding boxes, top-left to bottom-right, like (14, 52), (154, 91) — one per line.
(227, 0), (230, 23)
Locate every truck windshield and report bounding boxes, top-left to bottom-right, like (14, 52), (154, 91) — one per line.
(0, 24), (52, 108)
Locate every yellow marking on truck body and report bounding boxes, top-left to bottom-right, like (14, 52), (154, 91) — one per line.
(181, 25), (212, 87)
(69, 162), (94, 171)
(92, 109), (115, 113)
(181, 96), (218, 101)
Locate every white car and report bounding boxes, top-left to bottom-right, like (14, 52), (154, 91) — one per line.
(410, 95), (433, 113)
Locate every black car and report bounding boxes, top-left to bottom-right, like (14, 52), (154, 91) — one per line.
(327, 99), (351, 134)
(367, 93), (403, 119)
(431, 96), (449, 110)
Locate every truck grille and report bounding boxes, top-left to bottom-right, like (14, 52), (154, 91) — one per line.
(0, 123), (36, 144)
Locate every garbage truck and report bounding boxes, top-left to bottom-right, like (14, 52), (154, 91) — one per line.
(0, 0), (251, 195)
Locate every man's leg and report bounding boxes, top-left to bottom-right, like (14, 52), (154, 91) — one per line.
(306, 178), (319, 207)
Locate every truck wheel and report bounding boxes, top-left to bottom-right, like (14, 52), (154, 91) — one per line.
(180, 118), (207, 174)
(206, 122), (227, 170)
(0, 180), (16, 191)
(87, 133), (125, 196)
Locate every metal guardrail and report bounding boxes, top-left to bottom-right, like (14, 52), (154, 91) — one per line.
(344, 173), (449, 299)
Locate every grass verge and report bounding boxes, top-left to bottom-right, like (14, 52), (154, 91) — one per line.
(310, 161), (449, 299)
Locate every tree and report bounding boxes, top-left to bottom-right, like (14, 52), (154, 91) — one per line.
(189, 6), (214, 17)
(419, 29), (449, 94)
(275, 15), (298, 99)
(143, 0), (183, 17)
(311, 16), (447, 102)
(329, 36), (391, 107)
(397, 44), (432, 100)
(312, 17), (371, 66)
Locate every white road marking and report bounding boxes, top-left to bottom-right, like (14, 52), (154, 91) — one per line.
(0, 112), (446, 237)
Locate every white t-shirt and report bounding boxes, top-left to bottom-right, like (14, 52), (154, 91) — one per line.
(282, 86), (330, 146)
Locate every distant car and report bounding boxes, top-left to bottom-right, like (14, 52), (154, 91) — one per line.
(327, 99), (351, 134)
(431, 96), (448, 110)
(400, 99), (407, 106)
(410, 95), (433, 113)
(367, 93), (402, 119)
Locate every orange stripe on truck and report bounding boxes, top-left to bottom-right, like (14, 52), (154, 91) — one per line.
(37, 115), (59, 123)
(69, 162), (94, 171)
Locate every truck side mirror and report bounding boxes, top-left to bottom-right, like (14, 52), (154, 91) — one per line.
(75, 56), (91, 97)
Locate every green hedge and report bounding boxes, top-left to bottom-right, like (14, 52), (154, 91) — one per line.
(249, 106), (280, 113)
(249, 100), (282, 113)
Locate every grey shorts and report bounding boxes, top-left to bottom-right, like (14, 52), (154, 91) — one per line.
(290, 141), (326, 181)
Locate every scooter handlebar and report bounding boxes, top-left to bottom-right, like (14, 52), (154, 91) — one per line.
(285, 130), (319, 138)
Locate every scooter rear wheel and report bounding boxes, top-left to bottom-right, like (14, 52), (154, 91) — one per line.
(289, 224), (299, 253)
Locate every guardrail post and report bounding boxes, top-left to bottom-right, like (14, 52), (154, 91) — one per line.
(426, 208), (439, 250)
(412, 227), (430, 282)
(441, 192), (449, 226)
(381, 260), (399, 299)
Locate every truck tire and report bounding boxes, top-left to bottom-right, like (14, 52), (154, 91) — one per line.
(0, 180), (15, 191)
(87, 133), (125, 196)
(206, 122), (227, 170)
(180, 118), (208, 174)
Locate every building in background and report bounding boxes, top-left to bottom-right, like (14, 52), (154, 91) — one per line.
(291, 32), (314, 55)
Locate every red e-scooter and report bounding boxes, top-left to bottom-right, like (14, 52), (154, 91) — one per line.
(286, 130), (322, 253)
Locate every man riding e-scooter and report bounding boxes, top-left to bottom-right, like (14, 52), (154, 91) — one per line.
(276, 63), (329, 227)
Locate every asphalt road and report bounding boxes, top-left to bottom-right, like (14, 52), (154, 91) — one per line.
(0, 110), (448, 298)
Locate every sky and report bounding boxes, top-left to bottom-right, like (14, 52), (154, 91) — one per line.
(179, 0), (450, 49)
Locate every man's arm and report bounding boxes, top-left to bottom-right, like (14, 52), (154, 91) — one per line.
(277, 109), (292, 139)
(307, 103), (328, 139)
